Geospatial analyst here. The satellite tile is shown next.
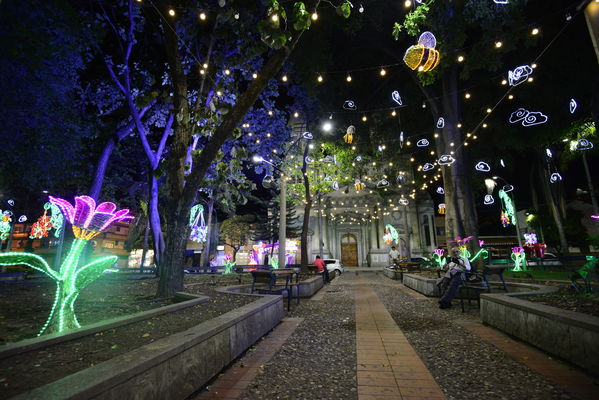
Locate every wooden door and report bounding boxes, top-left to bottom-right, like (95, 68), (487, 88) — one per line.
(341, 233), (358, 267)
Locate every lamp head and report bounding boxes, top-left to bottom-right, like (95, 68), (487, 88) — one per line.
(252, 155), (264, 163)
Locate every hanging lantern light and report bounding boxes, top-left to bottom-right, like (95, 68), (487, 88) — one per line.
(344, 125), (355, 144)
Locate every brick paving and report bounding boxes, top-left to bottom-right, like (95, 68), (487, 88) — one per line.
(193, 318), (303, 400)
(354, 275), (446, 400)
(458, 320), (599, 400)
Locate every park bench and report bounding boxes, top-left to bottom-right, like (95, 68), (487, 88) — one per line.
(455, 266), (509, 312)
(250, 270), (296, 311)
(390, 262), (422, 280)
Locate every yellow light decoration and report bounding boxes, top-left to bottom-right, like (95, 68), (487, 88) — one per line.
(354, 180), (365, 191)
(344, 125), (355, 144)
(403, 32), (440, 72)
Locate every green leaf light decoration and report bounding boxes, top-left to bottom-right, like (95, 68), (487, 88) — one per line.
(0, 195), (133, 335)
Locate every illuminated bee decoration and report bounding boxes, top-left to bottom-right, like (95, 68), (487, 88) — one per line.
(354, 179), (365, 191)
(344, 125), (355, 144)
(403, 31), (440, 72)
(438, 203), (446, 215)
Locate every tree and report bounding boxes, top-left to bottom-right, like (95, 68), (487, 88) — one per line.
(392, 0), (533, 257)
(220, 215), (255, 260)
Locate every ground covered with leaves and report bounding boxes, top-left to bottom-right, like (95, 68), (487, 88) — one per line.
(522, 286), (599, 318)
(0, 274), (260, 397)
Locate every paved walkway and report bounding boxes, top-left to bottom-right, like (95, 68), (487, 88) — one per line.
(194, 318), (303, 400)
(193, 272), (599, 400)
(354, 275), (446, 400)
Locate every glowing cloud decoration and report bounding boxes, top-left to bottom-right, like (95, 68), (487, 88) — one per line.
(422, 163), (435, 172)
(494, 0), (509, 3)
(475, 162), (491, 172)
(502, 184), (514, 193)
(572, 138), (594, 151)
(509, 108), (548, 127)
(438, 155), (455, 166)
(508, 65), (533, 86)
(0, 195), (132, 335)
(511, 247), (527, 271)
(436, 117), (445, 129)
(399, 197), (409, 206)
(550, 173), (562, 183)
(355, 155), (363, 162)
(377, 179), (390, 188)
(417, 139), (430, 147)
(7, 199), (14, 207)
(403, 31), (441, 72)
(262, 175), (275, 188)
(569, 99), (577, 114)
(305, 156), (314, 165)
(484, 195), (495, 205)
(436, 187), (445, 195)
(391, 91), (403, 106)
(302, 131), (313, 140)
(343, 100), (357, 110)
(500, 159), (506, 168)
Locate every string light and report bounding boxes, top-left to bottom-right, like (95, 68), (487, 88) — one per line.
(317, 75), (323, 83)
(311, 12), (318, 20)
(457, 55), (465, 62)
(199, 11), (207, 20)
(465, 93), (471, 99)
(495, 41), (503, 48)
(252, 72), (258, 79)
(282, 75), (288, 82)
(531, 27), (539, 35)
(380, 68), (387, 76)
(271, 14), (279, 22)
(346, 74), (352, 82)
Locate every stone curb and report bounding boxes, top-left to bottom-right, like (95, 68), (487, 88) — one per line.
(0, 292), (208, 360)
(11, 294), (284, 400)
(480, 286), (599, 373)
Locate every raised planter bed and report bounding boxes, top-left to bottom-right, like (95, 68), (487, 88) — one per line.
(383, 267), (402, 280)
(480, 285), (599, 375)
(403, 273), (439, 296)
(8, 292), (284, 400)
(217, 274), (325, 298)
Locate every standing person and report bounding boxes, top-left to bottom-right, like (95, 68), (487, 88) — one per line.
(389, 246), (401, 266)
(438, 247), (471, 309)
(313, 255), (330, 284)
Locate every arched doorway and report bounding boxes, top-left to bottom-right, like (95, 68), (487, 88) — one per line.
(341, 233), (358, 267)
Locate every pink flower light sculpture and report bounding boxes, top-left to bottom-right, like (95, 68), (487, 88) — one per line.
(49, 195), (134, 240)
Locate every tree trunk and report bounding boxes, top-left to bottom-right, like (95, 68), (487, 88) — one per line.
(140, 215), (150, 272)
(300, 143), (312, 266)
(156, 0), (308, 296)
(539, 155), (569, 253)
(149, 175), (164, 266)
(199, 199), (214, 267)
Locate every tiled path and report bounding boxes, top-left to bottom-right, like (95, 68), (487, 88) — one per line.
(354, 276), (446, 400)
(458, 320), (599, 400)
(194, 318), (303, 400)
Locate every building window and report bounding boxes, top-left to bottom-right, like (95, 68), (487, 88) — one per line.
(116, 226), (121, 232)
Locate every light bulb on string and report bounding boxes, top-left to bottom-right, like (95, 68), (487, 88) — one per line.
(168, 8), (175, 16)
(380, 68), (387, 76)
(457, 55), (465, 62)
(199, 11), (207, 20)
(495, 41), (503, 48)
(317, 75), (323, 83)
(531, 27), (539, 35)
(311, 12), (318, 20)
(346, 74), (352, 82)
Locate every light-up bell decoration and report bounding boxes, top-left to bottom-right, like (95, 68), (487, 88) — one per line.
(403, 31), (441, 72)
(189, 204), (208, 243)
(344, 125), (355, 144)
(354, 179), (365, 191)
(0, 195), (133, 335)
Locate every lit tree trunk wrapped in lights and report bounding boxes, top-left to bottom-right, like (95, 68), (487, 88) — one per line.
(0, 195), (134, 335)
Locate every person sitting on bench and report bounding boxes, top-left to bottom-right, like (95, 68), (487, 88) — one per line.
(389, 246), (401, 267)
(438, 247), (471, 309)
(313, 255), (330, 284)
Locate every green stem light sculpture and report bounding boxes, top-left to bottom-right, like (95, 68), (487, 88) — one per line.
(0, 195), (133, 335)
